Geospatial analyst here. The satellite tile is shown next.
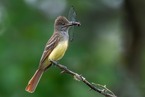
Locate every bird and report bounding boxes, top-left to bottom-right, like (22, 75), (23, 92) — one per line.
(25, 16), (80, 93)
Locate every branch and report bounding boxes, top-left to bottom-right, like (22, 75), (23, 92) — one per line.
(51, 60), (117, 97)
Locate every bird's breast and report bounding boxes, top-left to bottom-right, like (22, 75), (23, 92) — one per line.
(48, 40), (68, 61)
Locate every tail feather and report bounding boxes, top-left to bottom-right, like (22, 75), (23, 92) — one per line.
(25, 69), (44, 93)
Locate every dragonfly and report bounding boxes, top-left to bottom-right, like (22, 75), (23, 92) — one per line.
(68, 6), (80, 42)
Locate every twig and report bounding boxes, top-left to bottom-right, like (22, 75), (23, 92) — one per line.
(51, 60), (117, 97)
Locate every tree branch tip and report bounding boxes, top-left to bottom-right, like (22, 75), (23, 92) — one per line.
(60, 70), (65, 74)
(104, 85), (106, 88)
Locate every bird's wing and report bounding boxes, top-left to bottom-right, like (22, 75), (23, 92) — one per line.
(39, 33), (60, 66)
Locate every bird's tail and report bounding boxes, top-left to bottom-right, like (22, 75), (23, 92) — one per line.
(25, 69), (44, 93)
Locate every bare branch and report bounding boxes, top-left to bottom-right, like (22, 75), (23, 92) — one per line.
(51, 60), (117, 97)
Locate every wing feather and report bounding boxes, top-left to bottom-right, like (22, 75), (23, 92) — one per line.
(39, 33), (60, 66)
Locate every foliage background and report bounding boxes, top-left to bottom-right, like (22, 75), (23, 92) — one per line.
(0, 0), (145, 97)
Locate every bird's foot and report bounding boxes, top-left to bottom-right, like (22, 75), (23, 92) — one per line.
(49, 59), (58, 66)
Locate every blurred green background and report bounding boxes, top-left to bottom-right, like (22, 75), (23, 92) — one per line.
(0, 0), (145, 97)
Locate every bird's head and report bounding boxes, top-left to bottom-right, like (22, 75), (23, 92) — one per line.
(54, 16), (80, 32)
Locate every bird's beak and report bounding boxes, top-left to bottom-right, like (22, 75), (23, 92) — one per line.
(64, 21), (81, 27)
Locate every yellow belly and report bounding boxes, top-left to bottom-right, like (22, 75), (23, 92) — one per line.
(48, 40), (68, 61)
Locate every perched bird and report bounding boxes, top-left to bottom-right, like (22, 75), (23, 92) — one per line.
(25, 16), (80, 93)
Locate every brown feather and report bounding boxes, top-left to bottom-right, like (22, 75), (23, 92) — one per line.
(25, 69), (43, 93)
(39, 32), (60, 69)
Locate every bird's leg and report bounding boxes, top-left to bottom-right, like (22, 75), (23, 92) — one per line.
(49, 59), (58, 66)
